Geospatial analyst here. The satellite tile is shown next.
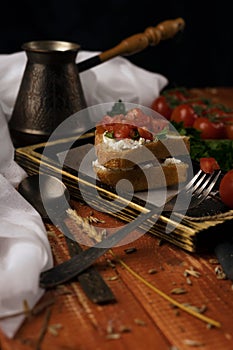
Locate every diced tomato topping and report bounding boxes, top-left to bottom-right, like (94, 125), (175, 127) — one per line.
(200, 157), (220, 174)
(151, 118), (169, 133)
(97, 107), (168, 141)
(138, 127), (153, 140)
(125, 108), (151, 128)
(113, 124), (135, 139)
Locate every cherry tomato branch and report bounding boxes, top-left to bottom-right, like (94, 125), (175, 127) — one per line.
(151, 87), (233, 140)
(151, 87), (233, 171)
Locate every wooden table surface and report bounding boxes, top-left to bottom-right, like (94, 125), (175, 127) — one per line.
(1, 87), (233, 350)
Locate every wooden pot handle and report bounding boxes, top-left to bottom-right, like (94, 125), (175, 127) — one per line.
(100, 17), (185, 61)
(77, 18), (185, 72)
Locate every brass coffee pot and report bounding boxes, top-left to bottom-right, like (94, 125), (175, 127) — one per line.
(9, 18), (185, 147)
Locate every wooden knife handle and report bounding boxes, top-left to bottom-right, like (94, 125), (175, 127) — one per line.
(100, 18), (185, 62)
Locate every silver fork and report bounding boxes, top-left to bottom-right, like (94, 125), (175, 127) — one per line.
(40, 168), (222, 288)
(163, 169), (222, 212)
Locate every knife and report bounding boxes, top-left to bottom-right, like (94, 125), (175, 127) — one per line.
(18, 174), (116, 303)
(38, 174), (202, 288)
(40, 205), (158, 288)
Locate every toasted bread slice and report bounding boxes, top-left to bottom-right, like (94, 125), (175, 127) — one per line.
(93, 159), (189, 192)
(95, 131), (190, 169)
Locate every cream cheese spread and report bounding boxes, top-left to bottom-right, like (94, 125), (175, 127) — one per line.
(103, 132), (153, 151)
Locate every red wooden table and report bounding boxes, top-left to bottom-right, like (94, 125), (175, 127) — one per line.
(1, 87), (233, 350)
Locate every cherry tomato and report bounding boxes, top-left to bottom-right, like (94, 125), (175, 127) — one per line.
(200, 157), (220, 174)
(219, 169), (233, 208)
(151, 95), (173, 119)
(170, 104), (198, 127)
(225, 122), (233, 140)
(193, 117), (225, 139)
(212, 121), (226, 139)
(151, 88), (191, 119)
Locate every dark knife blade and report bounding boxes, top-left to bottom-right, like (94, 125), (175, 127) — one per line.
(57, 220), (116, 303)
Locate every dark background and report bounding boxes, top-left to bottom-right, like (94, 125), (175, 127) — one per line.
(1, 0), (233, 88)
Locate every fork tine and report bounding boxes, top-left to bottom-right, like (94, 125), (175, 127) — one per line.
(187, 172), (208, 193)
(185, 169), (203, 191)
(163, 169), (221, 212)
(194, 170), (221, 198)
(193, 172), (215, 196)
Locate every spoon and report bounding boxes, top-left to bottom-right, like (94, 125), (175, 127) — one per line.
(18, 174), (116, 304)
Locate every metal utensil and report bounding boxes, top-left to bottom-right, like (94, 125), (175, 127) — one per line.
(40, 169), (221, 288)
(163, 169), (222, 211)
(18, 174), (116, 304)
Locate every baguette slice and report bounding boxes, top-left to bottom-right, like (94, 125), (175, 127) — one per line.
(93, 159), (189, 192)
(95, 131), (190, 169)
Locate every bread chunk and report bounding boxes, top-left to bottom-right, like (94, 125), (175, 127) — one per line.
(95, 131), (190, 169)
(93, 159), (189, 192)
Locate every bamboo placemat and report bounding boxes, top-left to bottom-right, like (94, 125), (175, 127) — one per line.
(15, 136), (233, 253)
